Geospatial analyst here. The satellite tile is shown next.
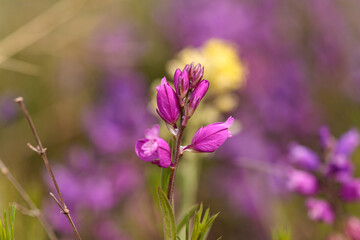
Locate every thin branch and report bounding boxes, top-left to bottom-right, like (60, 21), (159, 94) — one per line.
(0, 158), (58, 240)
(15, 97), (81, 240)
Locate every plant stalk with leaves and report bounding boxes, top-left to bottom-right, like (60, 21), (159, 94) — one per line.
(136, 63), (234, 239)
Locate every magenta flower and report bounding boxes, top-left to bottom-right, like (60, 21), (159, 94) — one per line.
(135, 125), (172, 168)
(287, 169), (318, 195)
(340, 179), (360, 201)
(174, 68), (189, 101)
(156, 77), (180, 125)
(188, 116), (234, 153)
(185, 80), (209, 118)
(306, 198), (335, 224)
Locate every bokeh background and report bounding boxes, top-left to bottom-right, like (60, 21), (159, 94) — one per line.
(1, 0), (360, 239)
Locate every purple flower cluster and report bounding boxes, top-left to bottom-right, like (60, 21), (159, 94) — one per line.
(287, 127), (360, 224)
(135, 64), (233, 167)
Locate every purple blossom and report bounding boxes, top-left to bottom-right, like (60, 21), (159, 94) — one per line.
(185, 80), (209, 118)
(306, 198), (335, 224)
(325, 154), (353, 182)
(336, 128), (360, 157)
(288, 143), (320, 171)
(156, 77), (180, 125)
(319, 126), (333, 150)
(287, 169), (318, 196)
(188, 116), (234, 153)
(340, 179), (360, 202)
(135, 125), (172, 168)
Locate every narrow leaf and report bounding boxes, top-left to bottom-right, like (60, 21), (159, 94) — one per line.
(157, 187), (176, 240)
(161, 168), (171, 194)
(201, 213), (219, 240)
(176, 205), (198, 234)
(185, 213), (190, 240)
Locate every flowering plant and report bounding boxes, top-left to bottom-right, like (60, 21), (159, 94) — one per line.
(287, 126), (360, 238)
(135, 63), (233, 239)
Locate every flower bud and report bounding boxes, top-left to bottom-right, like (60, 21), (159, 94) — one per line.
(156, 77), (180, 125)
(184, 62), (205, 89)
(185, 80), (209, 118)
(306, 198), (334, 224)
(174, 68), (189, 103)
(188, 116), (234, 153)
(287, 169), (318, 195)
(135, 125), (171, 168)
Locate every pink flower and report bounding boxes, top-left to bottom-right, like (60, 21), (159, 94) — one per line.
(185, 80), (209, 118)
(345, 217), (360, 240)
(306, 198), (335, 224)
(188, 116), (234, 153)
(287, 169), (318, 195)
(135, 125), (171, 168)
(156, 77), (180, 125)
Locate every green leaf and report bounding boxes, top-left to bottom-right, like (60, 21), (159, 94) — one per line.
(201, 213), (219, 239)
(176, 205), (198, 234)
(157, 187), (176, 240)
(3, 212), (8, 240)
(161, 168), (171, 194)
(185, 213), (190, 240)
(9, 205), (15, 240)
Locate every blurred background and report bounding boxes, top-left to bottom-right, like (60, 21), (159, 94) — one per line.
(1, 0), (360, 239)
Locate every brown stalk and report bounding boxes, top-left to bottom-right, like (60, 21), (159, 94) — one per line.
(15, 97), (81, 240)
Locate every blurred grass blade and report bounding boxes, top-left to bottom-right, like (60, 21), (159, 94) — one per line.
(271, 225), (292, 240)
(185, 213), (190, 240)
(176, 204), (198, 234)
(157, 187), (176, 240)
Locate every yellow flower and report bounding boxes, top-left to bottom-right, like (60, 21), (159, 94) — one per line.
(167, 38), (247, 94)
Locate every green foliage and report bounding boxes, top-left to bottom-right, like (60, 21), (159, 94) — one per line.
(186, 203), (220, 240)
(161, 168), (171, 195)
(158, 187), (176, 240)
(271, 225), (292, 240)
(0, 204), (16, 240)
(176, 205), (198, 234)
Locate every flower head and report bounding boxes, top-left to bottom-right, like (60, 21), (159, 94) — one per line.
(135, 125), (171, 168)
(156, 77), (181, 125)
(287, 169), (318, 195)
(188, 116), (234, 152)
(306, 198), (335, 224)
(184, 62), (205, 89)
